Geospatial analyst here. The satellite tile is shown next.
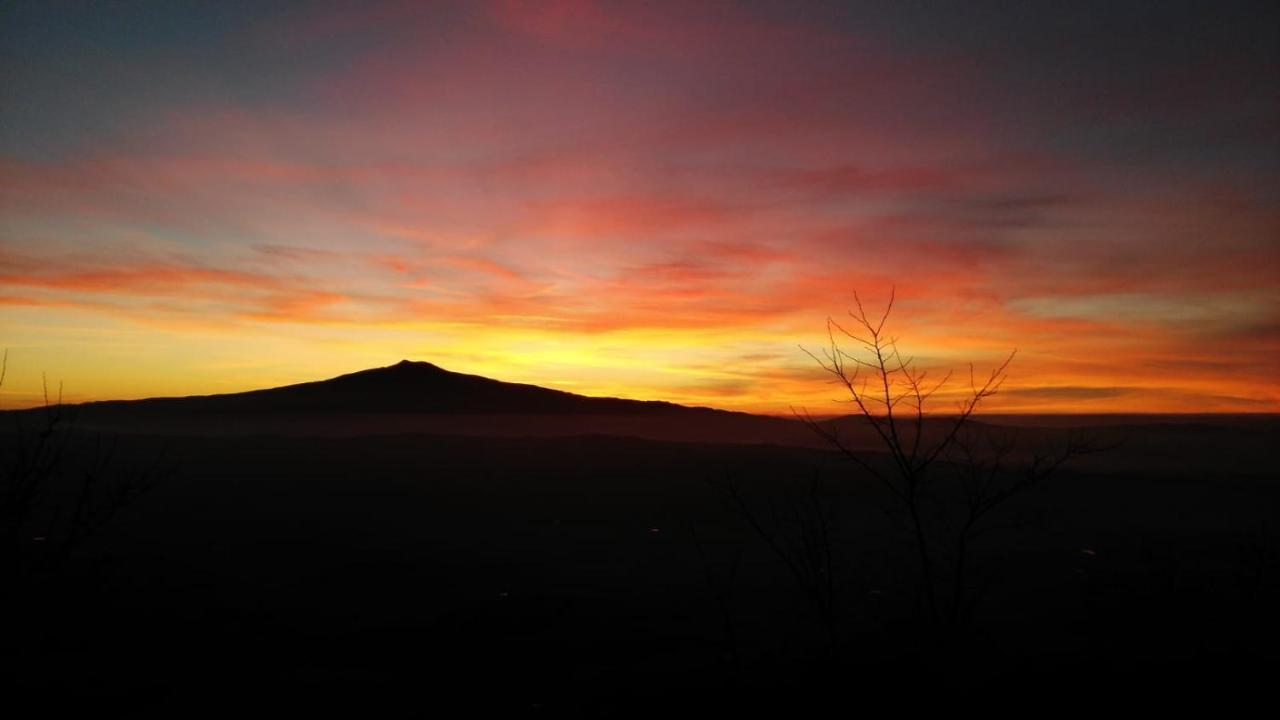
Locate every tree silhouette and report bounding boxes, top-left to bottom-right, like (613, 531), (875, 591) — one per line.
(795, 290), (1096, 631)
(1, 349), (162, 584)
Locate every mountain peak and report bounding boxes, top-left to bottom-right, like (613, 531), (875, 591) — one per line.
(269, 359), (696, 415)
(377, 359), (447, 374)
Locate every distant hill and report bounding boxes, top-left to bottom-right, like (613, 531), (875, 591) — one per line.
(0, 360), (827, 445)
(63, 360), (708, 416)
(6, 361), (1273, 469)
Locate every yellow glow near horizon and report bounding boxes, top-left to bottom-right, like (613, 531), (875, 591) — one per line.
(4, 299), (1276, 414)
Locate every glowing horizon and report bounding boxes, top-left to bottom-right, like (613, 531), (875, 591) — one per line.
(2, 2), (1278, 414)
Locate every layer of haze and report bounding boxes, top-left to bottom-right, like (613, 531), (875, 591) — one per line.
(2, 1), (1278, 413)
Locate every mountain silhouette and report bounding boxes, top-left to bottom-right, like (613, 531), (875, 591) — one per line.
(69, 360), (704, 416)
(8, 360), (834, 444)
(25, 360), (1158, 450)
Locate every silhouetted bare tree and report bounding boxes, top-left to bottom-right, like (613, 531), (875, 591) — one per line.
(1, 349), (162, 583)
(795, 290), (1096, 631)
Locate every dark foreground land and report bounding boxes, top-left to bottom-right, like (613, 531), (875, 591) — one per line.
(2, 368), (1277, 713)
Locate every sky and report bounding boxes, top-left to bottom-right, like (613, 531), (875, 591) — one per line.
(1, 0), (1278, 414)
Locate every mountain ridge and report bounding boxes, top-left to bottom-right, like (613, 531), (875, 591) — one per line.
(7, 362), (1272, 455)
(5, 359), (740, 419)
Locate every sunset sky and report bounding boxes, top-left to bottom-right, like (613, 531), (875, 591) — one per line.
(2, 1), (1277, 413)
